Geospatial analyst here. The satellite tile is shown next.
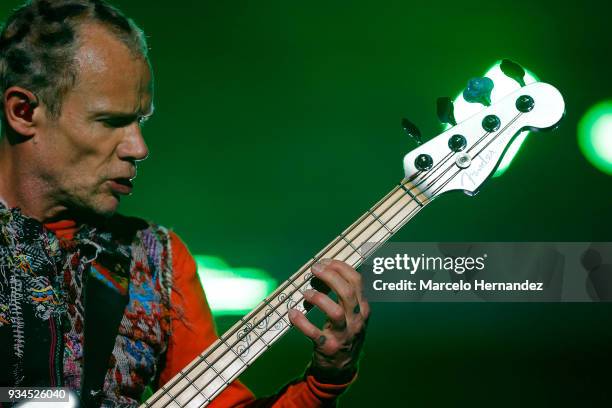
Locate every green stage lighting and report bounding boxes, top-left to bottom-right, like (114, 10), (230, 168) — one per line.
(195, 255), (277, 316)
(450, 61), (539, 177)
(578, 100), (612, 175)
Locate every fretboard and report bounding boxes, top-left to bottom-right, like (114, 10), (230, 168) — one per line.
(142, 178), (430, 408)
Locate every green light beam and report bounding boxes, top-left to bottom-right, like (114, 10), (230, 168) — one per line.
(578, 100), (612, 175)
(195, 255), (277, 316)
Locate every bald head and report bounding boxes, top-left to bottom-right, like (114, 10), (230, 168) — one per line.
(0, 0), (148, 127)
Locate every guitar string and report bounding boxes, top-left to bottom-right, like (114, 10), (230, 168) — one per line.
(163, 150), (469, 407)
(196, 112), (525, 399)
(152, 114), (519, 407)
(183, 108), (523, 405)
(413, 149), (457, 188)
(149, 171), (434, 407)
(415, 149), (468, 195)
(415, 110), (522, 196)
(154, 113), (524, 408)
(403, 115), (506, 190)
(148, 181), (427, 407)
(158, 110), (518, 400)
(411, 112), (521, 199)
(470, 114), (522, 158)
(408, 150), (453, 187)
(147, 175), (435, 407)
(152, 111), (524, 407)
(431, 113), (522, 197)
(169, 196), (427, 408)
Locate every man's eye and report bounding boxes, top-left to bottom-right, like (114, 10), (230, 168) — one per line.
(100, 117), (136, 128)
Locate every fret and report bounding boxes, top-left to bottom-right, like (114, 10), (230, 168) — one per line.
(339, 234), (366, 266)
(258, 310), (293, 348)
(146, 359), (199, 407)
(385, 197), (422, 233)
(225, 326), (266, 366)
(208, 362), (228, 384)
(176, 343), (247, 406)
(300, 267), (314, 291)
(226, 340), (250, 365)
(398, 182), (424, 206)
(339, 233), (359, 253)
(160, 340), (236, 407)
(181, 368), (224, 406)
(316, 237), (359, 267)
(173, 383), (209, 408)
(238, 331), (275, 363)
(367, 209), (392, 233)
(261, 316), (294, 347)
(344, 216), (389, 251)
(150, 374), (205, 408)
(382, 183), (428, 230)
(146, 391), (180, 408)
(249, 310), (288, 348)
(281, 284), (307, 314)
(322, 241), (362, 268)
(222, 302), (292, 367)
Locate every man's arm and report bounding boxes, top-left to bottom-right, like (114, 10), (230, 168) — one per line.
(158, 232), (356, 407)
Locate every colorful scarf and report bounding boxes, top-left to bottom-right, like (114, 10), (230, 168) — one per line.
(0, 203), (174, 406)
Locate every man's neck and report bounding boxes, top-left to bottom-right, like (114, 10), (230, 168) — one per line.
(0, 142), (68, 223)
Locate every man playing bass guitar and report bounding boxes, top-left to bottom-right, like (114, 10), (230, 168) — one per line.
(0, 1), (369, 406)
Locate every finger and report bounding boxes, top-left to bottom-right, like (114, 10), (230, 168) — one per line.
(311, 260), (370, 334)
(303, 289), (346, 330)
(312, 260), (359, 315)
(288, 308), (324, 343)
(358, 296), (371, 321)
(324, 260), (370, 320)
(326, 260), (363, 298)
(288, 309), (341, 356)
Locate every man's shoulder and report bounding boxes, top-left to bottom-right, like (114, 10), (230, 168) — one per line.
(102, 214), (193, 269)
(103, 213), (171, 245)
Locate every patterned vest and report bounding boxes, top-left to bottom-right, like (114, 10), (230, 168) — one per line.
(0, 204), (174, 407)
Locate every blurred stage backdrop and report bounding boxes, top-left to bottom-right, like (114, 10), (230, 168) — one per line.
(2, 0), (611, 406)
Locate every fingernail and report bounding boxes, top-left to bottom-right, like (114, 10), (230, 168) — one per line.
(303, 289), (315, 299)
(312, 258), (331, 273)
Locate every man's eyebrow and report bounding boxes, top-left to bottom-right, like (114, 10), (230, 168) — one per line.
(92, 111), (137, 118)
(91, 107), (154, 118)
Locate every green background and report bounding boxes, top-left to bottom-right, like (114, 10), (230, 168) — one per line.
(2, 0), (612, 405)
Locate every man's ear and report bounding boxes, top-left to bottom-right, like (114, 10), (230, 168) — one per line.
(4, 87), (40, 138)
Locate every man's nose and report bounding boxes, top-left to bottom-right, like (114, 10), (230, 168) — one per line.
(117, 123), (149, 162)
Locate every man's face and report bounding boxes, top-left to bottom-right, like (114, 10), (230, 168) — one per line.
(35, 23), (153, 218)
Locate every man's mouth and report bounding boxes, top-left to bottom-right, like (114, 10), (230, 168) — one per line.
(109, 178), (134, 195)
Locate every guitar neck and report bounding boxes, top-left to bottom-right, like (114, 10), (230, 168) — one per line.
(143, 179), (430, 408)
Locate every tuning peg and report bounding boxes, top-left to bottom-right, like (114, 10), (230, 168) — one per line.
(500, 59), (526, 87)
(437, 97), (457, 126)
(401, 118), (422, 145)
(463, 77), (494, 106)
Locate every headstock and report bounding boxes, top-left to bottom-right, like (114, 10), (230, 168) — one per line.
(402, 60), (565, 198)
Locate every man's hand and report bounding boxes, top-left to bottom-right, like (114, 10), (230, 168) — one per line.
(288, 259), (369, 383)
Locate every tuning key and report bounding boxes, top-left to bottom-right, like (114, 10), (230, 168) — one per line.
(437, 97), (457, 126)
(415, 154), (433, 171)
(500, 59), (526, 87)
(463, 77), (494, 106)
(402, 118), (423, 145)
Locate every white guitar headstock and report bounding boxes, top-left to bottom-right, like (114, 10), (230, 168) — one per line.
(402, 62), (565, 199)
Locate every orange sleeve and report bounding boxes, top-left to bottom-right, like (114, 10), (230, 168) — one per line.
(158, 232), (255, 407)
(158, 231), (354, 407)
